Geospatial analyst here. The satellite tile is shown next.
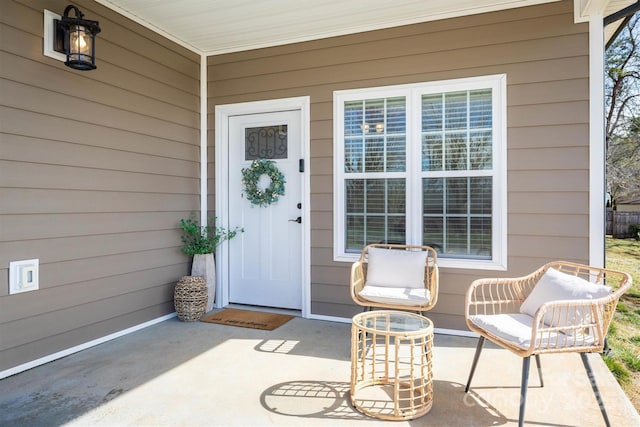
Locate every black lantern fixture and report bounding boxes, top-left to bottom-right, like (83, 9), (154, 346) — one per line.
(54, 5), (101, 71)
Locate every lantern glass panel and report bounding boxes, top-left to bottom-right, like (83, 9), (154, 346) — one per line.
(68, 26), (93, 62)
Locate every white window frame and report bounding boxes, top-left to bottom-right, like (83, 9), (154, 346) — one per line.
(333, 74), (507, 270)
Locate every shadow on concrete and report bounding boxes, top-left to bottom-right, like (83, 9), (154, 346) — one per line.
(260, 379), (508, 426)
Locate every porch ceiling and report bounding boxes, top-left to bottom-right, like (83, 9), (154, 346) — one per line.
(95, 0), (567, 55)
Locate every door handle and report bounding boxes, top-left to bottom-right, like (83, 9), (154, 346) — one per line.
(289, 217), (302, 224)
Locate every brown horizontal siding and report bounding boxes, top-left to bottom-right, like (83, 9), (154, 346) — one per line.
(0, 107), (198, 159)
(0, 0), (200, 372)
(0, 302), (174, 372)
(510, 148), (589, 171)
(509, 214), (589, 237)
(1, 79), (197, 143)
(0, 189), (198, 214)
(509, 124), (590, 149)
(311, 302), (359, 319)
(208, 0), (589, 329)
(509, 170), (589, 191)
(509, 192), (588, 214)
(0, 265), (184, 333)
(0, 248), (186, 301)
(0, 161), (198, 194)
(1, 212), (190, 241)
(1, 135), (198, 177)
(209, 7), (583, 77)
(3, 231), (180, 266)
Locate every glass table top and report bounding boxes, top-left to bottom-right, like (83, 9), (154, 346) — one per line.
(353, 310), (432, 334)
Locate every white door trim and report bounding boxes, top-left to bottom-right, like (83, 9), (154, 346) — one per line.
(215, 97), (311, 318)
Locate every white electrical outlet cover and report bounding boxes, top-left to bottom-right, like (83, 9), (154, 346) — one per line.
(9, 259), (40, 294)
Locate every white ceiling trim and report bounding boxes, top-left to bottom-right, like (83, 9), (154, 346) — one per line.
(94, 0), (204, 54)
(95, 0), (565, 56)
(574, 0), (635, 22)
(575, 0), (608, 21)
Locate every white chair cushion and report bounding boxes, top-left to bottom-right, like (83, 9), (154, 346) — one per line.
(359, 285), (430, 307)
(468, 313), (593, 350)
(365, 247), (427, 289)
(520, 267), (611, 328)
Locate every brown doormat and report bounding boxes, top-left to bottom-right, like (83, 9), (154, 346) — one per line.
(200, 308), (294, 331)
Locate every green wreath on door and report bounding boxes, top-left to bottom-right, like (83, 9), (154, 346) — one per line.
(241, 159), (286, 207)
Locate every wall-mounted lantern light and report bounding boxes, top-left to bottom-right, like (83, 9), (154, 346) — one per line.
(53, 5), (101, 71)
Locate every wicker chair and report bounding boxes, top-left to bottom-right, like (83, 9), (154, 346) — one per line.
(464, 261), (632, 427)
(350, 244), (439, 315)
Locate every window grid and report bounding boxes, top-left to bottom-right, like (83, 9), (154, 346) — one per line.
(334, 75), (505, 269)
(421, 89), (493, 259)
(344, 96), (408, 251)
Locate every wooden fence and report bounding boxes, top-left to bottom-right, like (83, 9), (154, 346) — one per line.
(606, 208), (640, 238)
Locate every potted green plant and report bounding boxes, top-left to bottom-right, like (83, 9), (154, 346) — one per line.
(179, 213), (243, 312)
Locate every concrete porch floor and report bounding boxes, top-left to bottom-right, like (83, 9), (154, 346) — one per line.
(1, 312), (638, 426)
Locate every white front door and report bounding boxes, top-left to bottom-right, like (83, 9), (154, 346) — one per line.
(227, 110), (303, 310)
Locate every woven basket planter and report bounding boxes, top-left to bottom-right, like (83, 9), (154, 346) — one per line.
(174, 276), (207, 321)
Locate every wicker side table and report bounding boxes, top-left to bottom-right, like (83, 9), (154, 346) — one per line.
(351, 310), (434, 421)
(174, 276), (207, 321)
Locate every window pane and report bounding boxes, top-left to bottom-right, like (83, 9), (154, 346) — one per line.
(388, 179), (406, 214)
(366, 179), (385, 213)
(446, 178), (468, 215)
(364, 136), (385, 172)
(470, 131), (492, 170)
(423, 178), (443, 214)
(366, 216), (385, 245)
(345, 178), (406, 251)
(422, 134), (443, 171)
(344, 100), (364, 173)
(387, 136), (406, 172)
(346, 179), (364, 214)
(422, 94), (442, 132)
(346, 216), (364, 252)
(423, 177), (492, 259)
(345, 137), (363, 173)
(345, 97), (406, 174)
(445, 132), (467, 171)
(445, 91), (467, 130)
(386, 97), (406, 134)
(446, 217), (468, 255)
(345, 101), (363, 136)
(470, 89), (492, 129)
(470, 218), (492, 257)
(387, 216), (406, 244)
(423, 217), (443, 253)
(365, 99), (384, 132)
(470, 177), (492, 215)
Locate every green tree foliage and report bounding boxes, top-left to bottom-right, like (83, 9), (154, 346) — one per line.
(606, 14), (640, 202)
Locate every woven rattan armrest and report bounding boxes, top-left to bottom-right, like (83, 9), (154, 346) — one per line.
(350, 261), (366, 300)
(465, 270), (544, 317)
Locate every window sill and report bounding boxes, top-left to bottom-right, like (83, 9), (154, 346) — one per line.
(334, 252), (507, 271)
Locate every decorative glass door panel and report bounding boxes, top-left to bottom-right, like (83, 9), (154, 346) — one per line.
(245, 125), (288, 160)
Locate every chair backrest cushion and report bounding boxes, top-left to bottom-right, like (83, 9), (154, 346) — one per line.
(519, 267), (611, 327)
(365, 247), (427, 289)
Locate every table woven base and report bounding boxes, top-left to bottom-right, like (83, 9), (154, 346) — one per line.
(351, 379), (433, 421)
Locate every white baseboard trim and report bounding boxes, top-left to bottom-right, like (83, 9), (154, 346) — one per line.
(307, 313), (477, 338)
(307, 313), (351, 324)
(0, 312), (177, 380)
